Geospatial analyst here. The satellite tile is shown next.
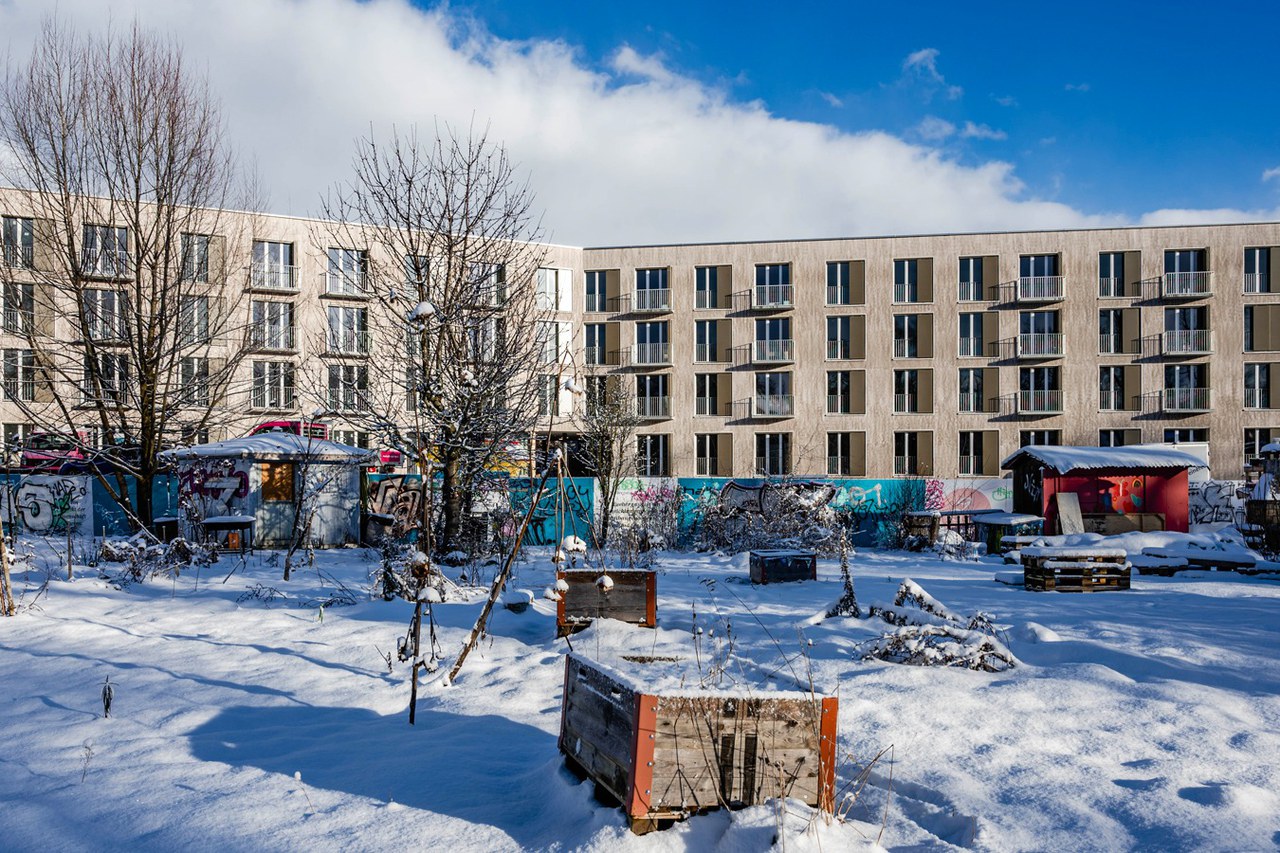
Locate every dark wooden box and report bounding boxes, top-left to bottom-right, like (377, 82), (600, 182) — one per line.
(748, 549), (817, 584)
(559, 655), (837, 833)
(1021, 547), (1130, 592)
(556, 570), (657, 637)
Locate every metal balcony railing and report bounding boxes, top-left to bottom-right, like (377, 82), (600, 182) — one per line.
(695, 396), (719, 416)
(3, 244), (33, 269)
(827, 339), (851, 359)
(1019, 390), (1063, 413)
(634, 288), (671, 312)
(893, 393), (917, 414)
(892, 338), (919, 358)
(1017, 333), (1064, 357)
(3, 379), (36, 402)
(754, 394), (794, 417)
(827, 455), (851, 476)
(1098, 277), (1125, 298)
(250, 325), (296, 351)
(753, 283), (793, 308)
(696, 457), (718, 476)
(1017, 275), (1064, 301)
(1245, 387), (1269, 409)
(826, 284), (850, 305)
(957, 280), (984, 302)
(1162, 271), (1212, 298)
(635, 396), (671, 418)
(325, 270), (366, 295)
(894, 455), (918, 476)
(1162, 329), (1212, 355)
(958, 455), (982, 476)
(1099, 334), (1124, 355)
(958, 392), (984, 413)
(327, 329), (370, 355)
(251, 263), (298, 291)
(827, 393), (850, 414)
(633, 342), (670, 365)
(81, 249), (131, 279)
(1164, 387), (1211, 412)
(584, 346), (605, 366)
(893, 282), (920, 303)
(755, 456), (790, 477)
(1244, 273), (1270, 294)
(1099, 388), (1126, 411)
(754, 339), (794, 363)
(3, 308), (32, 335)
(958, 336), (983, 357)
(695, 289), (718, 309)
(694, 343), (722, 363)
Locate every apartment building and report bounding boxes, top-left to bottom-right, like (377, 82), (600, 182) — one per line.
(0, 185), (1274, 481)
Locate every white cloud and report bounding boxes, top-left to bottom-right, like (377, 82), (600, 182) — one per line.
(1065, 82), (1090, 92)
(1139, 207), (1280, 226)
(902, 48), (963, 100)
(994, 95), (1018, 107)
(0, 0), (1264, 243)
(960, 121), (1006, 141)
(1263, 167), (1280, 183)
(915, 116), (956, 141)
(819, 91), (844, 109)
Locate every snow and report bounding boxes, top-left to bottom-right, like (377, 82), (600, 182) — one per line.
(1, 539), (1279, 851)
(975, 512), (1044, 526)
(159, 432), (377, 463)
(1021, 545), (1128, 559)
(1000, 443), (1208, 473)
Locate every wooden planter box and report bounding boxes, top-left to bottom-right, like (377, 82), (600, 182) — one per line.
(556, 570), (657, 637)
(1021, 547), (1130, 592)
(559, 654), (838, 833)
(748, 549), (817, 584)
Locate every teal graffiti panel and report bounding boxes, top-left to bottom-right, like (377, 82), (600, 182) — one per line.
(508, 477), (595, 547)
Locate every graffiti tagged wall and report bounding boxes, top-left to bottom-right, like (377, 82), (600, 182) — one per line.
(1, 475), (93, 536)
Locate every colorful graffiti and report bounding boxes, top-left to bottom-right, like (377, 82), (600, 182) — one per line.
(176, 458), (251, 519)
(367, 474), (425, 538)
(1, 475), (93, 536)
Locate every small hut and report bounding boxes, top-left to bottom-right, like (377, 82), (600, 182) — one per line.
(1002, 445), (1205, 535)
(160, 433), (376, 549)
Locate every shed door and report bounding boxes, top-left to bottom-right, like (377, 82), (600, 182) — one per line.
(258, 462), (295, 547)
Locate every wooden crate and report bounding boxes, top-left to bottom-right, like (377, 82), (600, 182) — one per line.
(556, 570), (657, 637)
(748, 549), (817, 584)
(1021, 547), (1130, 592)
(559, 655), (838, 833)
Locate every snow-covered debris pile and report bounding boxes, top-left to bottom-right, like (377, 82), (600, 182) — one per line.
(857, 624), (1016, 672)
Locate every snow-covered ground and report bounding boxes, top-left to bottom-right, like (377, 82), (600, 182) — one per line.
(1, 541), (1278, 852)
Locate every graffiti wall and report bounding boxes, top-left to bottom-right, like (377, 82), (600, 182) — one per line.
(508, 477), (595, 547)
(366, 473), (426, 538)
(0, 475), (94, 536)
(175, 458), (253, 520)
(1188, 480), (1242, 526)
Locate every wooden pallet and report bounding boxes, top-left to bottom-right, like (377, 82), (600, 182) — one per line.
(1021, 547), (1130, 592)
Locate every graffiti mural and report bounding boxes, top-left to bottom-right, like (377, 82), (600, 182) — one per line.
(508, 477), (594, 546)
(367, 474), (425, 538)
(1, 475), (93, 536)
(176, 458), (251, 518)
(1188, 480), (1241, 525)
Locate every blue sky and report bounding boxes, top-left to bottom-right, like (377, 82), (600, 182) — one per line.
(434, 0), (1280, 221)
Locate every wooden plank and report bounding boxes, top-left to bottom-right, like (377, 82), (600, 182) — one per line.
(1055, 491), (1085, 534)
(628, 692), (657, 820)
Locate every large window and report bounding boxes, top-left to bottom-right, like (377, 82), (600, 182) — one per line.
(893, 314), (919, 358)
(958, 431), (984, 476)
(695, 266), (719, 309)
(893, 431), (919, 475)
(696, 434), (720, 476)
(83, 289), (126, 340)
(180, 233), (210, 282)
(958, 367), (984, 413)
(755, 372), (793, 416)
(327, 364), (368, 412)
(894, 369), (920, 413)
(585, 323), (607, 365)
(695, 373), (719, 416)
(1099, 251), (1125, 297)
(1245, 247), (1271, 293)
(1164, 428), (1208, 443)
(251, 361), (295, 409)
(828, 432), (853, 476)
(893, 259), (920, 303)
(827, 316), (852, 359)
(179, 295), (210, 346)
(1019, 366), (1061, 412)
(695, 319), (718, 363)
(1019, 430), (1060, 447)
(251, 301), (294, 350)
(958, 256), (984, 301)
(958, 312), (984, 357)
(1020, 254), (1059, 278)
(638, 434), (670, 476)
(326, 247), (367, 294)
(82, 352), (129, 403)
(635, 321), (669, 364)
(827, 370), (851, 414)
(754, 317), (792, 362)
(634, 268), (669, 311)
(2, 349), (36, 402)
(1, 216), (33, 269)
(327, 306), (369, 354)
(585, 270), (608, 312)
(755, 432), (790, 476)
(252, 240), (296, 290)
(636, 374), (670, 418)
(3, 283), (33, 335)
(179, 356), (210, 406)
(826, 261), (851, 305)
(1099, 366), (1126, 411)
(82, 224), (128, 277)
(1245, 363), (1272, 409)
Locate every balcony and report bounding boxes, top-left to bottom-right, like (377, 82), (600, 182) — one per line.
(754, 394), (794, 418)
(695, 289), (719, 309)
(752, 283), (793, 309)
(755, 457), (790, 477)
(1018, 390), (1063, 414)
(958, 392), (986, 413)
(958, 337), (983, 357)
(827, 456), (853, 476)
(1161, 271), (1212, 299)
(251, 263), (299, 291)
(633, 288), (671, 313)
(1099, 334), (1125, 355)
(893, 394), (918, 414)
(81, 249), (131, 279)
(325, 271), (367, 295)
(584, 346), (605, 366)
(827, 394), (851, 414)
(1099, 388), (1129, 411)
(754, 339), (794, 363)
(893, 455), (919, 476)
(696, 457), (718, 476)
(957, 280), (985, 302)
(635, 396), (671, 419)
(3, 308), (32, 335)
(826, 285), (851, 305)
(3, 379), (35, 402)
(695, 396), (721, 416)
(1098, 277), (1125, 298)
(1164, 387), (1211, 412)
(3, 244), (33, 269)
(892, 339), (920, 359)
(1245, 388), (1270, 410)
(1245, 273), (1270, 294)
(1017, 333), (1063, 358)
(1161, 329), (1212, 355)
(1017, 275), (1064, 302)
(893, 283), (921, 303)
(326, 330), (370, 355)
(633, 342), (671, 366)
(827, 339), (853, 360)
(249, 326), (296, 351)
(694, 343), (725, 363)
(958, 455), (982, 476)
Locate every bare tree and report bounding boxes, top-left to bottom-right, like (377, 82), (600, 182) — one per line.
(318, 124), (551, 552)
(576, 373), (640, 549)
(0, 19), (255, 528)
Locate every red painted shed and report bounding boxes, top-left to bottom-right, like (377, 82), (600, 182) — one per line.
(1001, 445), (1206, 534)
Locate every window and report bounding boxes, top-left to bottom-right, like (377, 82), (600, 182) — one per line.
(332, 429), (370, 449)
(827, 370), (851, 414)
(958, 313), (983, 357)
(695, 373), (719, 416)
(893, 259), (919, 303)
(468, 262), (506, 306)
(1018, 310), (1061, 356)
(3, 283), (33, 335)
(584, 375), (608, 416)
(1245, 247), (1271, 293)
(585, 271), (608, 312)
(828, 432), (853, 476)
(536, 267), (559, 310)
(466, 317), (502, 364)
(1099, 429), (1137, 448)
(585, 323), (607, 365)
(1164, 363), (1209, 411)
(755, 432), (790, 476)
(327, 364), (368, 412)
(754, 263), (791, 306)
(179, 356), (210, 406)
(958, 367), (984, 413)
(1245, 428), (1272, 462)
(1099, 252), (1125, 297)
(893, 314), (918, 358)
(893, 431), (918, 475)
(3, 349), (36, 401)
(696, 433), (719, 476)
(1163, 249), (1209, 296)
(1164, 428), (1208, 443)
(695, 319), (719, 363)
(2, 216), (33, 268)
(1099, 309), (1123, 354)
(180, 233), (210, 282)
(251, 301), (294, 350)
(634, 268), (669, 311)
(894, 369), (919, 413)
(82, 224), (128, 277)
(83, 289), (126, 340)
(252, 240), (296, 290)
(536, 321), (561, 364)
(538, 374), (560, 417)
(826, 261), (851, 305)
(82, 352), (129, 403)
(1019, 366), (1061, 412)
(1100, 366), (1126, 411)
(636, 374), (670, 418)
(754, 317), (791, 362)
(635, 321), (669, 364)
(1020, 254), (1060, 278)
(958, 256), (984, 302)
(251, 361), (295, 409)
(179, 295), (210, 345)
(1020, 430), (1060, 447)
(755, 372), (793, 416)
(326, 247), (367, 295)
(958, 431), (984, 476)
(827, 316), (852, 359)
(1245, 363), (1271, 409)
(327, 305), (368, 354)
(638, 434), (670, 476)
(695, 266), (719, 309)
(405, 362), (424, 412)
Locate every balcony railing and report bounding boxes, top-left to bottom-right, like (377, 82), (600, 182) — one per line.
(892, 339), (919, 358)
(1017, 333), (1064, 357)
(754, 394), (794, 417)
(1164, 387), (1211, 412)
(1162, 271), (1212, 298)
(3, 309), (32, 335)
(893, 282), (920, 303)
(3, 379), (36, 402)
(695, 396), (719, 416)
(325, 271), (367, 295)
(827, 394), (850, 414)
(81, 249), (131, 279)
(633, 342), (670, 365)
(250, 263), (298, 291)
(1244, 273), (1270, 294)
(958, 455), (982, 476)
(1245, 387), (1270, 410)
(250, 326), (296, 351)
(894, 455), (918, 476)
(1019, 390), (1063, 413)
(755, 457), (790, 477)
(1099, 334), (1124, 355)
(1017, 275), (1064, 301)
(1098, 277), (1125, 298)
(754, 339), (794, 363)
(3, 244), (33, 269)
(1099, 388), (1126, 411)
(1162, 329), (1212, 355)
(893, 394), (917, 414)
(827, 339), (851, 359)
(634, 288), (671, 312)
(826, 285), (851, 305)
(584, 346), (605, 366)
(958, 336), (983, 357)
(695, 289), (718, 309)
(327, 330), (370, 355)
(957, 280), (984, 302)
(958, 392), (985, 413)
(827, 456), (851, 476)
(696, 457), (718, 476)
(694, 343), (723, 363)
(753, 283), (793, 308)
(635, 396), (671, 419)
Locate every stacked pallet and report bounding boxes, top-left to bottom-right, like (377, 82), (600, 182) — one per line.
(1020, 546), (1130, 592)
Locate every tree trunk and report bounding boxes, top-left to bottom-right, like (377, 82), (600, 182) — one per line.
(440, 454), (463, 553)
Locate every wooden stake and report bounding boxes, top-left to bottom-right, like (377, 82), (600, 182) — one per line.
(0, 513), (15, 616)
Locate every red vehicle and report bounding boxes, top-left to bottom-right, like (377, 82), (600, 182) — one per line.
(247, 420), (329, 440)
(19, 432), (88, 470)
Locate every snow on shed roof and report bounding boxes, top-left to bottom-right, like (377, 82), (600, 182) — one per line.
(1000, 444), (1206, 473)
(158, 432), (377, 463)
